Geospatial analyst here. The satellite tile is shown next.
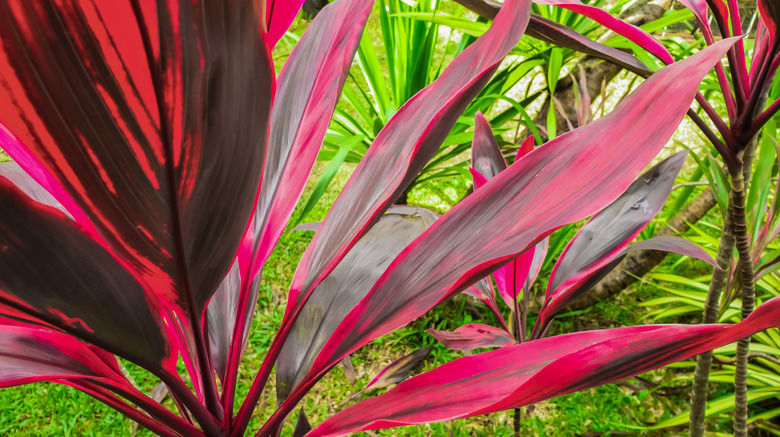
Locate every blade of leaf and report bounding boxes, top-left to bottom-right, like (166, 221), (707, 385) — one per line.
(250, 0), (373, 282)
(307, 38), (738, 380)
(365, 347), (432, 391)
(0, 0), (274, 313)
(0, 323), (121, 388)
(276, 208), (439, 401)
(266, 0), (306, 49)
(308, 297), (780, 437)
(0, 178), (171, 371)
(471, 111), (507, 179)
(427, 324), (515, 351)
(539, 152), (689, 327)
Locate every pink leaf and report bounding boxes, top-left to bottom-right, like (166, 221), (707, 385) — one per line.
(308, 38), (738, 381)
(309, 297), (780, 436)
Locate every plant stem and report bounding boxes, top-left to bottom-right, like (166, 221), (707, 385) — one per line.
(731, 168), (756, 437)
(688, 194), (735, 437)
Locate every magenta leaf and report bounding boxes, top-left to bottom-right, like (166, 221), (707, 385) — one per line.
(276, 208), (438, 401)
(537, 151), (689, 329)
(307, 39), (737, 380)
(0, 179), (171, 370)
(0, 1), (274, 314)
(308, 298), (780, 437)
(250, 0), (373, 284)
(427, 324), (515, 351)
(266, 0), (306, 49)
(534, 0), (673, 63)
(0, 323), (121, 388)
(284, 0), (533, 318)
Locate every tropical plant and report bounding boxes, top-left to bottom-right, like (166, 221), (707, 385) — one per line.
(0, 1), (779, 437)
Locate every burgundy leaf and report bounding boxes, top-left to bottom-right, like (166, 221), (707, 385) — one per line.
(276, 208), (438, 401)
(534, 0), (673, 63)
(0, 0), (273, 313)
(537, 152), (688, 328)
(526, 15), (651, 76)
(0, 179), (171, 370)
(293, 407), (312, 437)
(536, 235), (716, 334)
(364, 347), (432, 391)
(266, 0), (306, 49)
(284, 0), (533, 318)
(471, 112), (507, 180)
(0, 323), (120, 388)
(458, 2), (651, 76)
(309, 297), (780, 436)
(306, 39), (737, 380)
(249, 0), (373, 284)
(427, 324), (515, 351)
(759, 0), (779, 37)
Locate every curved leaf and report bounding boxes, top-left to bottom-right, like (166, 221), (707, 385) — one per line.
(250, 0), (373, 283)
(284, 0), (533, 319)
(308, 39), (738, 380)
(0, 0), (273, 313)
(276, 208), (438, 401)
(537, 151), (689, 328)
(0, 323), (120, 388)
(309, 297), (780, 436)
(534, 0), (673, 63)
(0, 179), (171, 369)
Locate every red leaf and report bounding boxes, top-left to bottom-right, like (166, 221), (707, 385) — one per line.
(534, 0), (673, 63)
(0, 0), (274, 314)
(308, 38), (738, 380)
(427, 324), (515, 351)
(759, 0), (780, 38)
(250, 0), (373, 284)
(309, 298), (780, 436)
(284, 0), (532, 333)
(0, 323), (121, 388)
(0, 178), (172, 370)
(537, 152), (689, 329)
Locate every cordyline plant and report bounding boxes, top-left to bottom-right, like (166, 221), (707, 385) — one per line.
(0, 0), (779, 436)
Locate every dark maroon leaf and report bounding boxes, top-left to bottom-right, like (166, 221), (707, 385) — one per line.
(293, 407), (312, 437)
(539, 152), (689, 325)
(427, 324), (515, 351)
(471, 112), (507, 180)
(309, 298), (780, 436)
(0, 0), (273, 314)
(206, 263), (260, 383)
(276, 208), (438, 401)
(0, 179), (170, 369)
